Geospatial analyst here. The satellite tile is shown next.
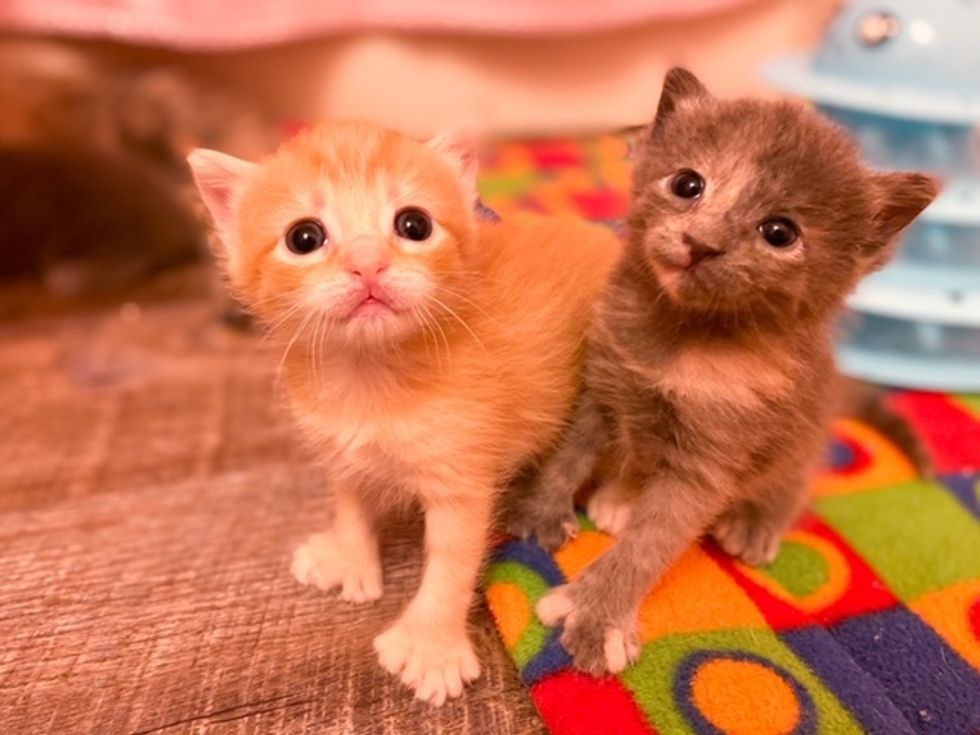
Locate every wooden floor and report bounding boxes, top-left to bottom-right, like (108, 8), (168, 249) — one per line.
(0, 280), (545, 735)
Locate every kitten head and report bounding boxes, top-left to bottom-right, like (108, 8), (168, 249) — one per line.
(187, 120), (479, 348)
(629, 68), (939, 321)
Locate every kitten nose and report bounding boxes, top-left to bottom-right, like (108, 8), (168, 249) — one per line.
(682, 233), (723, 268)
(344, 243), (389, 284)
(348, 260), (389, 281)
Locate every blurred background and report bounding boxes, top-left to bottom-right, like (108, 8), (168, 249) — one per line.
(0, 0), (839, 136)
(0, 0), (838, 310)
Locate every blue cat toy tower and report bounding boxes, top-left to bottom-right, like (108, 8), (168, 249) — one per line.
(765, 0), (980, 391)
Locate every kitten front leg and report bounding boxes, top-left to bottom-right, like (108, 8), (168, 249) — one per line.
(373, 490), (490, 705)
(538, 476), (728, 675)
(291, 482), (383, 603)
(505, 392), (606, 550)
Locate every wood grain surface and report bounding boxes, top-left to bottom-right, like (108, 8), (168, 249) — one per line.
(0, 290), (545, 735)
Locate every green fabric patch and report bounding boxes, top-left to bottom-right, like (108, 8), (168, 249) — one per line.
(479, 174), (539, 198)
(485, 561), (552, 669)
(764, 541), (829, 598)
(814, 480), (980, 600)
(953, 394), (980, 418)
(622, 628), (863, 735)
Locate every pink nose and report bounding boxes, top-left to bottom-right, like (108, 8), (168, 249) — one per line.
(344, 243), (389, 283)
(347, 259), (388, 281)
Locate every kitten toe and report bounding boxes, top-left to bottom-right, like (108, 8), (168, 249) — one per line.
(710, 512), (782, 567)
(291, 531), (383, 602)
(415, 669), (448, 707)
(540, 582), (639, 675)
(536, 585), (575, 627)
(536, 521), (577, 552)
(505, 500), (578, 551)
(374, 616), (480, 706)
(442, 662), (465, 700)
(560, 615), (621, 677)
(586, 482), (633, 536)
(710, 516), (749, 559)
(561, 520), (580, 540)
(741, 530), (781, 567)
(344, 563), (383, 603)
(603, 627), (642, 674)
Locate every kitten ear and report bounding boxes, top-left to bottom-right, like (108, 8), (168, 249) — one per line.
(653, 68), (710, 135)
(186, 148), (257, 233)
(427, 130), (479, 205)
(860, 171), (940, 271)
(187, 149), (258, 277)
(872, 172), (941, 241)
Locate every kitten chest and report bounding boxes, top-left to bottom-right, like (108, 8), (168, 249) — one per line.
(293, 396), (488, 493)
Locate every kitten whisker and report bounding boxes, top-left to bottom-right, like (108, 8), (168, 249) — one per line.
(309, 312), (327, 389)
(425, 294), (488, 355)
(418, 300), (452, 372)
(434, 284), (500, 325)
(410, 306), (438, 372)
(245, 292), (293, 308)
(259, 302), (308, 339)
(275, 309), (317, 387)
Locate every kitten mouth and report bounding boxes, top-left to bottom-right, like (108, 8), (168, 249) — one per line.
(660, 259), (704, 279)
(349, 291), (395, 318)
(653, 249), (702, 275)
(651, 257), (713, 303)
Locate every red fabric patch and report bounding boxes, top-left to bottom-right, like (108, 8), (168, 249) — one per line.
(969, 596), (980, 642)
(527, 141), (583, 168)
(887, 392), (980, 473)
(532, 671), (659, 735)
(571, 188), (629, 221)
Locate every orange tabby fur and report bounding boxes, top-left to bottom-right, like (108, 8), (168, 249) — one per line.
(188, 121), (620, 705)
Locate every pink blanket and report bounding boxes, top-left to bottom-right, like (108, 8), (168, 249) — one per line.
(0, 0), (754, 49)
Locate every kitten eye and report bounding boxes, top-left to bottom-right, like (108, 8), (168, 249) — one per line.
(285, 219), (327, 255)
(670, 169), (705, 200)
(394, 208), (433, 242)
(758, 217), (800, 248)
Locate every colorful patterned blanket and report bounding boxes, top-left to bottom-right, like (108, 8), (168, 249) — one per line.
(478, 137), (980, 735)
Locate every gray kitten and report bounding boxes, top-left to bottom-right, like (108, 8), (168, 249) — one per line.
(508, 68), (939, 675)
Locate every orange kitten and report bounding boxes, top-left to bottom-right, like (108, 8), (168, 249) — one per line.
(187, 121), (620, 704)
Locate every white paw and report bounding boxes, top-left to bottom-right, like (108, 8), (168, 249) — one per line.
(536, 585), (574, 627)
(586, 482), (633, 535)
(603, 628), (641, 674)
(290, 531), (383, 602)
(373, 618), (481, 706)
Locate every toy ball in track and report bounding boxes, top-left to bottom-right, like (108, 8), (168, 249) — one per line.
(765, 0), (980, 391)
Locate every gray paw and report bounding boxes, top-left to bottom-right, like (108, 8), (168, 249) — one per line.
(537, 585), (641, 676)
(503, 496), (579, 552)
(711, 509), (783, 567)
